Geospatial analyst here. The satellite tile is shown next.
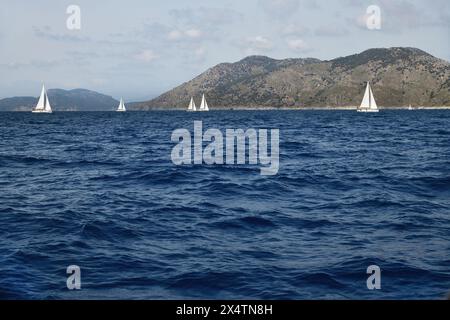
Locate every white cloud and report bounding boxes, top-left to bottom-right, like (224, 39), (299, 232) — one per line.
(350, 0), (450, 32)
(195, 47), (206, 57)
(302, 0), (321, 10)
(247, 36), (274, 50)
(1, 59), (72, 70)
(185, 29), (203, 39)
(167, 30), (183, 41)
(238, 36), (274, 56)
(134, 50), (158, 62)
(287, 38), (311, 52)
(282, 24), (311, 37)
(33, 26), (90, 42)
(167, 28), (203, 41)
(315, 25), (349, 37)
(183, 46), (208, 63)
(259, 0), (300, 18)
(169, 7), (242, 29)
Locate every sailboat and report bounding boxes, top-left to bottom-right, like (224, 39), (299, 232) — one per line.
(408, 104), (413, 110)
(117, 98), (126, 112)
(32, 84), (52, 113)
(199, 94), (209, 112)
(357, 82), (379, 113)
(187, 97), (197, 112)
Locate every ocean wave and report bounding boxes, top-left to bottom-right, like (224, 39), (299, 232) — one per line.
(209, 216), (277, 231)
(1, 111), (449, 299)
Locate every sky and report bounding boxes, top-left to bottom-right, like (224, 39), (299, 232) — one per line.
(0, 0), (449, 100)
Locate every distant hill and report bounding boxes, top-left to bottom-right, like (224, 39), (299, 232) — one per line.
(135, 47), (450, 109)
(0, 89), (119, 111)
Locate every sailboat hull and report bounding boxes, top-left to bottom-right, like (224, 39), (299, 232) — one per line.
(357, 109), (379, 113)
(32, 110), (52, 113)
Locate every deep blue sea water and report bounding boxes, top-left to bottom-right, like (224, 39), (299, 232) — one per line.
(0, 110), (449, 300)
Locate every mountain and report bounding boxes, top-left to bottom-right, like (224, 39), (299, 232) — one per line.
(0, 89), (119, 111)
(135, 47), (450, 109)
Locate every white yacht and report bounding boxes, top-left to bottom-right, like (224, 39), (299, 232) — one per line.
(32, 85), (52, 113)
(187, 97), (197, 112)
(357, 82), (379, 113)
(199, 94), (209, 112)
(117, 98), (126, 112)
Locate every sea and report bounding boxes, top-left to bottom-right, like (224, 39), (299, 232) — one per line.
(0, 110), (449, 300)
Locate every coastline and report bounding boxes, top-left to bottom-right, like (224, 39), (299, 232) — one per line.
(133, 106), (450, 111)
(2, 106), (450, 112)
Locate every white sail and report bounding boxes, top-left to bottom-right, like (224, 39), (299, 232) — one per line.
(32, 84), (52, 113)
(369, 85), (378, 110)
(117, 98), (126, 112)
(360, 83), (371, 109)
(358, 82), (379, 112)
(44, 93), (52, 112)
(199, 94), (209, 111)
(187, 97), (197, 111)
(35, 86), (46, 110)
